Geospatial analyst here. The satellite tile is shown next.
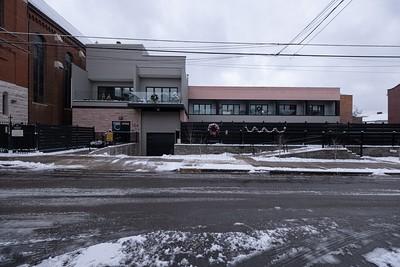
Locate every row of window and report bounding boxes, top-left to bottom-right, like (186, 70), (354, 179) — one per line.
(146, 87), (179, 103)
(32, 35), (73, 108)
(191, 103), (326, 116)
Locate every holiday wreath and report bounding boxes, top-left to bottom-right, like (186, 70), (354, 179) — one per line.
(208, 123), (220, 136)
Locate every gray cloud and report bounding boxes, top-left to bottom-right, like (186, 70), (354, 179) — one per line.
(45, 0), (400, 114)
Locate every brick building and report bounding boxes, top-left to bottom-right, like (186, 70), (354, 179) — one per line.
(0, 0), (87, 125)
(388, 84), (400, 124)
(0, 0), (29, 122)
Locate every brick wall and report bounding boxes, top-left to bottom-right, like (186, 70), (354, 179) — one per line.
(28, 5), (86, 125)
(388, 85), (400, 124)
(0, 0), (29, 88)
(72, 108), (141, 134)
(340, 95), (353, 123)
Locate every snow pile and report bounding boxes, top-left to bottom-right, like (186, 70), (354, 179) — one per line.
(0, 148), (89, 157)
(28, 226), (319, 267)
(363, 247), (400, 267)
(0, 160), (83, 170)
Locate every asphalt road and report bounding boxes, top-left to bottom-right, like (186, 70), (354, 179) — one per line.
(0, 169), (399, 266)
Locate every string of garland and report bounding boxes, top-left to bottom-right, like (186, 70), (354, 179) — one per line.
(245, 126), (286, 134)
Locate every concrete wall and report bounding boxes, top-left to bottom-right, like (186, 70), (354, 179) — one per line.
(187, 114), (340, 123)
(141, 111), (181, 155)
(73, 108), (141, 134)
(72, 64), (91, 100)
(175, 144), (303, 155)
(0, 81), (28, 123)
(89, 143), (139, 156)
(347, 146), (400, 157)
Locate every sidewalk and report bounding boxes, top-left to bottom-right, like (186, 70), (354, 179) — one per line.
(1, 151), (400, 175)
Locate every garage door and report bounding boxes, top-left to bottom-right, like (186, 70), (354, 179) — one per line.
(147, 133), (175, 156)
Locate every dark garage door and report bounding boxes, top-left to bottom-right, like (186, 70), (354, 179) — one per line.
(147, 133), (175, 156)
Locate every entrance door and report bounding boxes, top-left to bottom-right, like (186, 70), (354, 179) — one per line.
(147, 133), (175, 156)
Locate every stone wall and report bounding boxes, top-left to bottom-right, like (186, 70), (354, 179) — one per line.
(0, 81), (28, 123)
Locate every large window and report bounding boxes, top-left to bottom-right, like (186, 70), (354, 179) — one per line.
(279, 104), (297, 116)
(98, 87), (134, 101)
(220, 104), (241, 115)
(308, 104), (325, 116)
(64, 53), (72, 108)
(32, 35), (45, 103)
(192, 104), (215, 115)
(2, 92), (8, 115)
(146, 87), (179, 103)
(249, 104), (274, 115)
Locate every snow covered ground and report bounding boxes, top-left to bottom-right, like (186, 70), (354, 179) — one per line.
(0, 160), (84, 171)
(363, 247), (400, 267)
(21, 225), (320, 267)
(0, 148), (90, 158)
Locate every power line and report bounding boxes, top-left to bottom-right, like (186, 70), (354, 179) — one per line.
(295, 0), (353, 54)
(2, 31), (400, 48)
(297, 0), (346, 45)
(277, 0), (339, 54)
(2, 39), (400, 59)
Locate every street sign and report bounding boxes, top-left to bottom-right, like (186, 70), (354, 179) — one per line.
(12, 130), (24, 137)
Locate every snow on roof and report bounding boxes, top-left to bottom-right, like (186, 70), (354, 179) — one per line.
(363, 112), (388, 123)
(28, 0), (91, 44)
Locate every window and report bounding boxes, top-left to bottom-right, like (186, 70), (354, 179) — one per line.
(64, 53), (72, 108)
(32, 35), (45, 103)
(279, 104), (297, 115)
(0, 0), (4, 28)
(146, 87), (179, 103)
(192, 104), (214, 115)
(98, 87), (134, 101)
(308, 104), (325, 116)
(249, 104), (274, 115)
(220, 104), (241, 115)
(2, 92), (8, 115)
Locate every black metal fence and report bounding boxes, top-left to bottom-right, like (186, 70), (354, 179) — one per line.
(181, 122), (400, 146)
(0, 122), (95, 152)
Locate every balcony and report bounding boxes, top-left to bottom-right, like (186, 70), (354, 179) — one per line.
(73, 91), (184, 110)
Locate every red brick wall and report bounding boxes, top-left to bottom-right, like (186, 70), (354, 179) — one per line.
(388, 85), (400, 124)
(73, 108), (141, 134)
(340, 94), (353, 123)
(27, 4), (86, 125)
(0, 0), (29, 88)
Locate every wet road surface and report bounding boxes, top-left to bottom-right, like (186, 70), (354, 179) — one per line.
(0, 169), (399, 266)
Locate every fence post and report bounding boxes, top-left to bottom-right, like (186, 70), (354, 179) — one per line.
(392, 131), (396, 147)
(360, 131), (364, 157)
(8, 115), (12, 152)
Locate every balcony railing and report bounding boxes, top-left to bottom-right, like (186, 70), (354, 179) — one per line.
(95, 91), (182, 104)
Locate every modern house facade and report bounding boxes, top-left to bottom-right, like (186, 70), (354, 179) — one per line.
(72, 44), (188, 155)
(388, 84), (400, 124)
(188, 86), (351, 123)
(0, 0), (86, 125)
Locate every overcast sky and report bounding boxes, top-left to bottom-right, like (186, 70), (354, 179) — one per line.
(45, 0), (400, 115)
